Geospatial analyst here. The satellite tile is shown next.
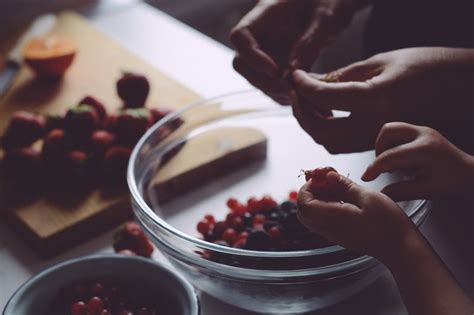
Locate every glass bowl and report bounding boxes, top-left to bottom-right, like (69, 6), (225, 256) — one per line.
(128, 90), (429, 313)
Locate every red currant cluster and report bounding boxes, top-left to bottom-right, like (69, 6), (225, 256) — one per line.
(196, 191), (332, 252)
(49, 281), (160, 315)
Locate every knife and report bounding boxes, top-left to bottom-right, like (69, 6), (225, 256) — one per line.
(0, 14), (57, 97)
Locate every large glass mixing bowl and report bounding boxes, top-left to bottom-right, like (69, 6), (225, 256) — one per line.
(128, 90), (429, 313)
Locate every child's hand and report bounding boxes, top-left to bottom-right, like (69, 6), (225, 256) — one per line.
(297, 171), (416, 261)
(362, 122), (474, 201)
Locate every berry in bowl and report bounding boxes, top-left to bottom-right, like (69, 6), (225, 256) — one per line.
(128, 90), (430, 313)
(3, 254), (199, 315)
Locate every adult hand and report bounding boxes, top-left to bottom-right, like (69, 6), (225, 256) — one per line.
(297, 171), (415, 260)
(361, 122), (474, 201)
(291, 47), (474, 153)
(230, 0), (359, 104)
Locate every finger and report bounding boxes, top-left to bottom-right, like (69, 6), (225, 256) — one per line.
(229, 27), (278, 77)
(292, 101), (383, 153)
(381, 180), (430, 201)
(374, 122), (421, 157)
(325, 172), (368, 207)
(362, 142), (424, 181)
(233, 57), (292, 102)
(292, 69), (384, 113)
(298, 181), (361, 218)
(335, 59), (384, 82)
(288, 20), (326, 70)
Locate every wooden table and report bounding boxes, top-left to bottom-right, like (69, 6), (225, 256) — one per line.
(1, 2), (472, 314)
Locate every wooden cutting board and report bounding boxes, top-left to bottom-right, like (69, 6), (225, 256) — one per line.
(0, 12), (203, 258)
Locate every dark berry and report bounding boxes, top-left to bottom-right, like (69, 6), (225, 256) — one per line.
(117, 72), (150, 108)
(246, 230), (272, 250)
(2, 111), (46, 149)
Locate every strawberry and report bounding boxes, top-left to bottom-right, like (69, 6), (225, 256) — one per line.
(113, 222), (154, 257)
(42, 128), (71, 163)
(90, 130), (116, 156)
(65, 150), (90, 181)
(116, 72), (150, 108)
(64, 105), (99, 138)
(45, 114), (65, 132)
(102, 146), (132, 184)
(2, 147), (42, 180)
(103, 114), (118, 132)
(79, 95), (107, 122)
(116, 108), (152, 146)
(2, 111), (46, 149)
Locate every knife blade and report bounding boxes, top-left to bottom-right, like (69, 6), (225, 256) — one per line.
(0, 13), (57, 97)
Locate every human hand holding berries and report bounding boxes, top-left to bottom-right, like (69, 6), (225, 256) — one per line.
(298, 170), (474, 315)
(362, 122), (474, 201)
(298, 170), (417, 260)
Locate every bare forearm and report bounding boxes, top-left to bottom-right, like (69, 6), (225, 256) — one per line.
(381, 230), (473, 315)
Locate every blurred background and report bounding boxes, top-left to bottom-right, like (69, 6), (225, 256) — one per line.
(0, 0), (372, 72)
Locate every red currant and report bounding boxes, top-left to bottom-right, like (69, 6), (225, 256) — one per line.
(87, 296), (104, 315)
(100, 310), (112, 315)
(261, 195), (277, 210)
(71, 301), (87, 315)
(268, 226), (282, 241)
(288, 191), (298, 201)
(237, 231), (249, 241)
(247, 197), (260, 212)
(252, 214), (266, 226)
(197, 220), (211, 235)
(226, 198), (239, 210)
(222, 228), (237, 245)
(231, 216), (244, 230)
(204, 214), (215, 224)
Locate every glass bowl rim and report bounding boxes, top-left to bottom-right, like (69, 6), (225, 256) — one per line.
(127, 89), (428, 259)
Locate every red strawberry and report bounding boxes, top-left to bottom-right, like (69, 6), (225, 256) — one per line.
(42, 128), (71, 163)
(304, 166), (337, 191)
(102, 146), (132, 184)
(103, 114), (118, 132)
(2, 147), (42, 180)
(117, 72), (150, 108)
(116, 108), (152, 146)
(2, 111), (46, 149)
(90, 130), (116, 156)
(79, 95), (107, 122)
(45, 114), (65, 132)
(64, 105), (99, 139)
(149, 107), (172, 124)
(65, 150), (90, 181)
(113, 222), (154, 257)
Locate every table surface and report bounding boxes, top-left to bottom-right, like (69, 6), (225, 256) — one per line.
(1, 3), (472, 314)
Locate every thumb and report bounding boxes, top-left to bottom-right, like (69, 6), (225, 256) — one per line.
(326, 172), (366, 207)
